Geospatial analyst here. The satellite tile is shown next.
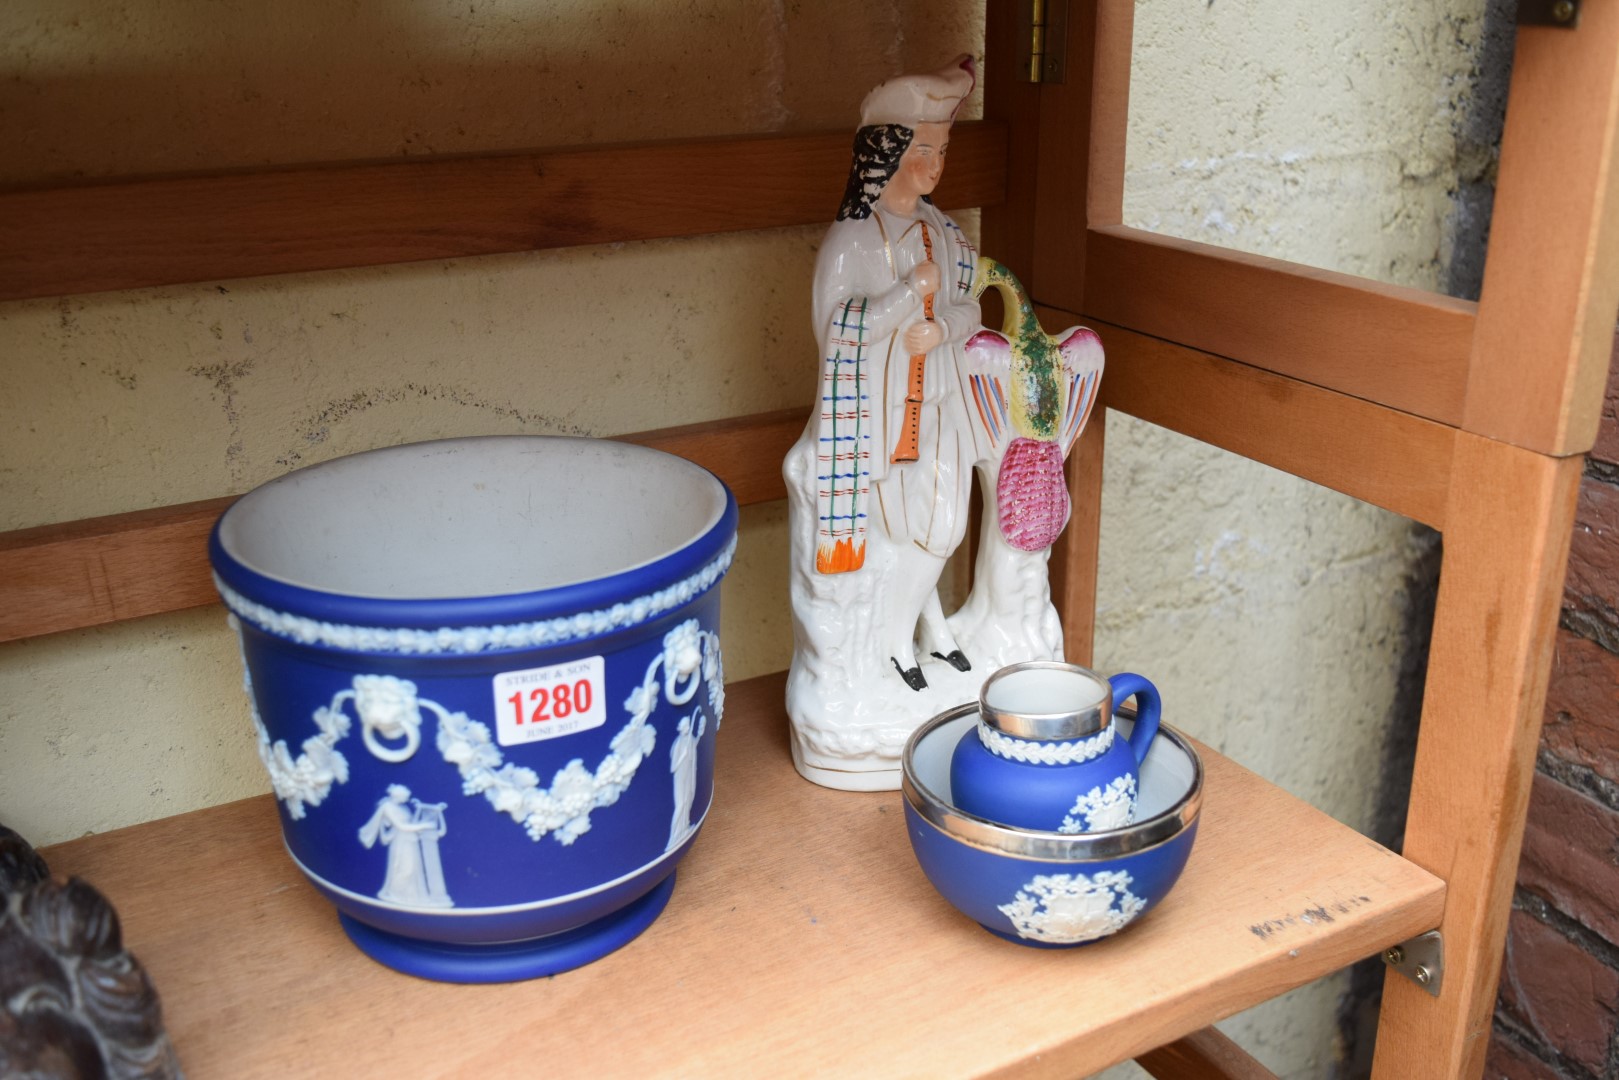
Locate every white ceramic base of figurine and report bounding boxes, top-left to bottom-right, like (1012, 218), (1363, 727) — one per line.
(784, 439), (1069, 790)
(786, 652), (1073, 790)
(789, 747), (899, 792)
(786, 651), (995, 790)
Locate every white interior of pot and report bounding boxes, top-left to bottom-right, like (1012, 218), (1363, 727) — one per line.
(917, 714), (1196, 819)
(983, 667), (1108, 716)
(218, 437), (728, 599)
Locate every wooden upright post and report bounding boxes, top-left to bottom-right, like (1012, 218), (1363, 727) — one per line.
(1462, 5), (1619, 456)
(1372, 436), (1583, 1078)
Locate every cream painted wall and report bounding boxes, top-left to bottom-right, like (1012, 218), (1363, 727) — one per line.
(1, 1), (1504, 1076)
(0, 0), (981, 845)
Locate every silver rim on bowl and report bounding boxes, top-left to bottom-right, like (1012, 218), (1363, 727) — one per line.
(901, 702), (1204, 860)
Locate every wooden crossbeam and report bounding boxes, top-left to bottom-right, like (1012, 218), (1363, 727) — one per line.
(1041, 308), (1458, 529)
(0, 409), (806, 643)
(1137, 1026), (1279, 1080)
(1084, 225), (1476, 428)
(0, 123), (1006, 302)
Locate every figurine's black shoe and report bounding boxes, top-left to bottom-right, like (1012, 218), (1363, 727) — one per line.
(892, 658), (928, 691)
(931, 649), (972, 672)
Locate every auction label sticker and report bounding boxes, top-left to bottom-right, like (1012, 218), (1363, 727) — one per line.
(493, 656), (607, 746)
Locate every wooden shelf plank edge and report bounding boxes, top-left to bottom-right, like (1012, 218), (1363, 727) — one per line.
(0, 408), (807, 644)
(0, 123), (1007, 302)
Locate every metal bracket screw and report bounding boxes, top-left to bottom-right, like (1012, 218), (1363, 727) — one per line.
(1382, 930), (1444, 998)
(1519, 0), (1581, 28)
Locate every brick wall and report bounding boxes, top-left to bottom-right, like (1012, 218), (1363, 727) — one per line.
(1488, 328), (1619, 1080)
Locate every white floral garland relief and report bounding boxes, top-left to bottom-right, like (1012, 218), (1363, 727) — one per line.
(213, 536), (734, 656)
(233, 613), (725, 849)
(978, 722), (1114, 765)
(1058, 774), (1137, 834)
(998, 871), (1147, 944)
(437, 619), (722, 845)
(231, 616), (352, 820)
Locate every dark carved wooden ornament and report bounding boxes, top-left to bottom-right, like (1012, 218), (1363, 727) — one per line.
(0, 825), (182, 1079)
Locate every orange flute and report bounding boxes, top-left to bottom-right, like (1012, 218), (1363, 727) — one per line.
(890, 221), (934, 464)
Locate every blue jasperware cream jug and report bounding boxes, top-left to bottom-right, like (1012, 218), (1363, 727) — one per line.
(949, 661), (1162, 833)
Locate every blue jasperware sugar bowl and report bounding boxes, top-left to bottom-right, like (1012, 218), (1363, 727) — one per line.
(210, 436), (737, 983)
(950, 661), (1162, 833)
(904, 702), (1201, 947)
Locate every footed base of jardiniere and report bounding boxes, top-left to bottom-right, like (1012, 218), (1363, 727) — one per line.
(338, 872), (677, 983)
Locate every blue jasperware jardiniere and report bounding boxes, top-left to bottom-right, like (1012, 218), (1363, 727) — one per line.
(210, 436), (736, 983)
(949, 661), (1162, 833)
(904, 701), (1201, 948)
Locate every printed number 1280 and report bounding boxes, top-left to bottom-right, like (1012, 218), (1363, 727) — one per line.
(508, 679), (593, 725)
(492, 656), (607, 747)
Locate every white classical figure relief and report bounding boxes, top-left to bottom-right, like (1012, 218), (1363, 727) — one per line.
(358, 784), (454, 908)
(667, 710), (705, 851)
(1059, 775), (1138, 834)
(998, 871), (1146, 944)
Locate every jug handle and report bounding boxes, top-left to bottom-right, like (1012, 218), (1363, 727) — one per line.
(1108, 672), (1161, 766)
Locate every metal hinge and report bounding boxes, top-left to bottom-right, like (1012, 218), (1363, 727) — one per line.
(1024, 0), (1069, 83)
(1383, 930), (1444, 997)
(1519, 0), (1581, 28)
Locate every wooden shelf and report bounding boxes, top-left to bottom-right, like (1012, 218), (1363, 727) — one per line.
(42, 672), (1444, 1078)
(12, 1), (1614, 1072)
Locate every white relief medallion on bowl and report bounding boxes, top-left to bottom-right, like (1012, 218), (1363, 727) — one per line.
(1058, 774), (1137, 834)
(353, 674), (426, 762)
(667, 708), (705, 853)
(998, 871), (1146, 944)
